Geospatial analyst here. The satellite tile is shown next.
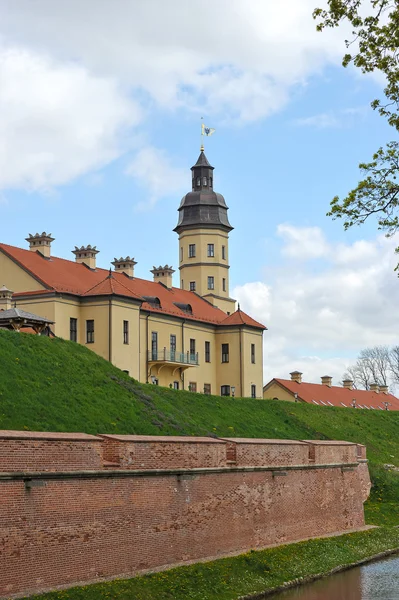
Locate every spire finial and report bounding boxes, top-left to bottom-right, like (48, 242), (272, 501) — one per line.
(238, 302), (241, 311)
(200, 143), (204, 152)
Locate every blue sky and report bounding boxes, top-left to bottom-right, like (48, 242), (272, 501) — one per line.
(1, 0), (398, 385)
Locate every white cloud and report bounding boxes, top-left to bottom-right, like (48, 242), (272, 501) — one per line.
(0, 47), (140, 191)
(0, 1), (346, 125)
(293, 106), (369, 129)
(277, 223), (330, 259)
(234, 227), (399, 385)
(126, 146), (187, 210)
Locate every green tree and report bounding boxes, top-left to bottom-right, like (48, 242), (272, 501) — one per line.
(313, 1), (399, 266)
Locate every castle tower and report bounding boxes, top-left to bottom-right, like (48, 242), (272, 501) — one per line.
(174, 149), (236, 314)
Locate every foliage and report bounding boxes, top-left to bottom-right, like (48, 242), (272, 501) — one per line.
(343, 344), (399, 390)
(313, 1), (399, 263)
(22, 528), (399, 600)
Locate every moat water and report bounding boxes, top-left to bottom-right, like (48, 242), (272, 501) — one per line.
(271, 555), (399, 600)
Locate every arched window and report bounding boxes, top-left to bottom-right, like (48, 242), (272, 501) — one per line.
(209, 177), (213, 187)
(203, 176), (207, 186)
(196, 177), (200, 187)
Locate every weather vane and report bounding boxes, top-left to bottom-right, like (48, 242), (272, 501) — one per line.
(200, 116), (215, 151)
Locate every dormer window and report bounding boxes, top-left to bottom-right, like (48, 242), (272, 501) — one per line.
(203, 176), (207, 186)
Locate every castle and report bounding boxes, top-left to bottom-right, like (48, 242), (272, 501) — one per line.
(0, 150), (265, 397)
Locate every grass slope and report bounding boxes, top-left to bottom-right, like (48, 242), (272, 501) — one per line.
(0, 329), (398, 525)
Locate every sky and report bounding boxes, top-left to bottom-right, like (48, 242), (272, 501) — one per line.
(0, 0), (398, 386)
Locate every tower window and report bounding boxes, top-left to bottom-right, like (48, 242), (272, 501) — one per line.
(207, 244), (214, 257)
(203, 176), (207, 186)
(222, 343), (229, 363)
(208, 276), (214, 290)
(210, 177), (213, 188)
(86, 320), (94, 344)
(189, 244), (196, 258)
(180, 247), (183, 262)
(196, 177), (200, 187)
(222, 278), (226, 292)
(123, 320), (129, 345)
(251, 343), (255, 364)
(189, 281), (196, 291)
(222, 246), (226, 260)
(251, 384), (256, 398)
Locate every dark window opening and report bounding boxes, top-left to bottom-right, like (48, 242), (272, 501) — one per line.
(86, 319), (94, 344)
(205, 341), (211, 363)
(190, 338), (196, 361)
(251, 343), (255, 364)
(221, 385), (230, 396)
(208, 276), (214, 290)
(151, 331), (158, 360)
(189, 244), (196, 258)
(222, 246), (226, 260)
(189, 281), (196, 291)
(173, 381), (179, 390)
(123, 320), (129, 345)
(251, 384), (256, 398)
(222, 343), (229, 363)
(207, 243), (214, 257)
(204, 383), (211, 394)
(222, 278), (226, 292)
(70, 318), (77, 342)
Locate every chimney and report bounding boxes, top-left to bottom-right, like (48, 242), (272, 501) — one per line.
(112, 256), (137, 278)
(151, 265), (175, 289)
(0, 285), (13, 311)
(321, 375), (332, 387)
(379, 384), (389, 394)
(290, 371), (302, 384)
(369, 382), (379, 393)
(72, 245), (99, 269)
(343, 379), (354, 390)
(26, 232), (54, 258)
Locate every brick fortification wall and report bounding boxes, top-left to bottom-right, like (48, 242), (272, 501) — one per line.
(0, 431), (371, 599)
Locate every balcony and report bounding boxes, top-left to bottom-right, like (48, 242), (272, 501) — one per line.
(148, 349), (199, 367)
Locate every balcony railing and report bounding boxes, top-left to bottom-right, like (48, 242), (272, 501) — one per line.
(148, 349), (199, 366)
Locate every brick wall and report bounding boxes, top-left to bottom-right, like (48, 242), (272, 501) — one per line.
(0, 432), (370, 598)
(0, 431), (103, 472)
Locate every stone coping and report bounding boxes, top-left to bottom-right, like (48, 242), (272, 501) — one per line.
(99, 434), (225, 443)
(0, 431), (101, 441)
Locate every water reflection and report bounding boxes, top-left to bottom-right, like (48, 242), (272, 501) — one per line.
(271, 556), (399, 600)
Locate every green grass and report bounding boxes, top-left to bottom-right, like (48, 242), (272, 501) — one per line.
(23, 528), (399, 600)
(0, 329), (398, 526)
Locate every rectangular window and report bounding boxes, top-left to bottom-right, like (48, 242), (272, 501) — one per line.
(190, 338), (196, 361)
(123, 320), (129, 344)
(222, 245), (226, 260)
(70, 318), (77, 342)
(173, 381), (179, 390)
(221, 385), (230, 396)
(222, 343), (229, 363)
(251, 343), (255, 364)
(170, 334), (176, 360)
(222, 278), (226, 292)
(204, 383), (211, 395)
(181, 279), (184, 289)
(208, 276), (214, 290)
(251, 384), (256, 398)
(188, 244), (196, 258)
(151, 331), (158, 360)
(205, 341), (211, 363)
(189, 381), (197, 392)
(207, 243), (214, 257)
(86, 319), (94, 344)
(180, 247), (183, 261)
(189, 281), (196, 291)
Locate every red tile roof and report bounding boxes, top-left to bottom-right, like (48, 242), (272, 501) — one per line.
(0, 243), (267, 329)
(265, 378), (399, 411)
(221, 308), (267, 330)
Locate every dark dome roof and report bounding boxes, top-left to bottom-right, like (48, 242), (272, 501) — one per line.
(174, 152), (233, 233)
